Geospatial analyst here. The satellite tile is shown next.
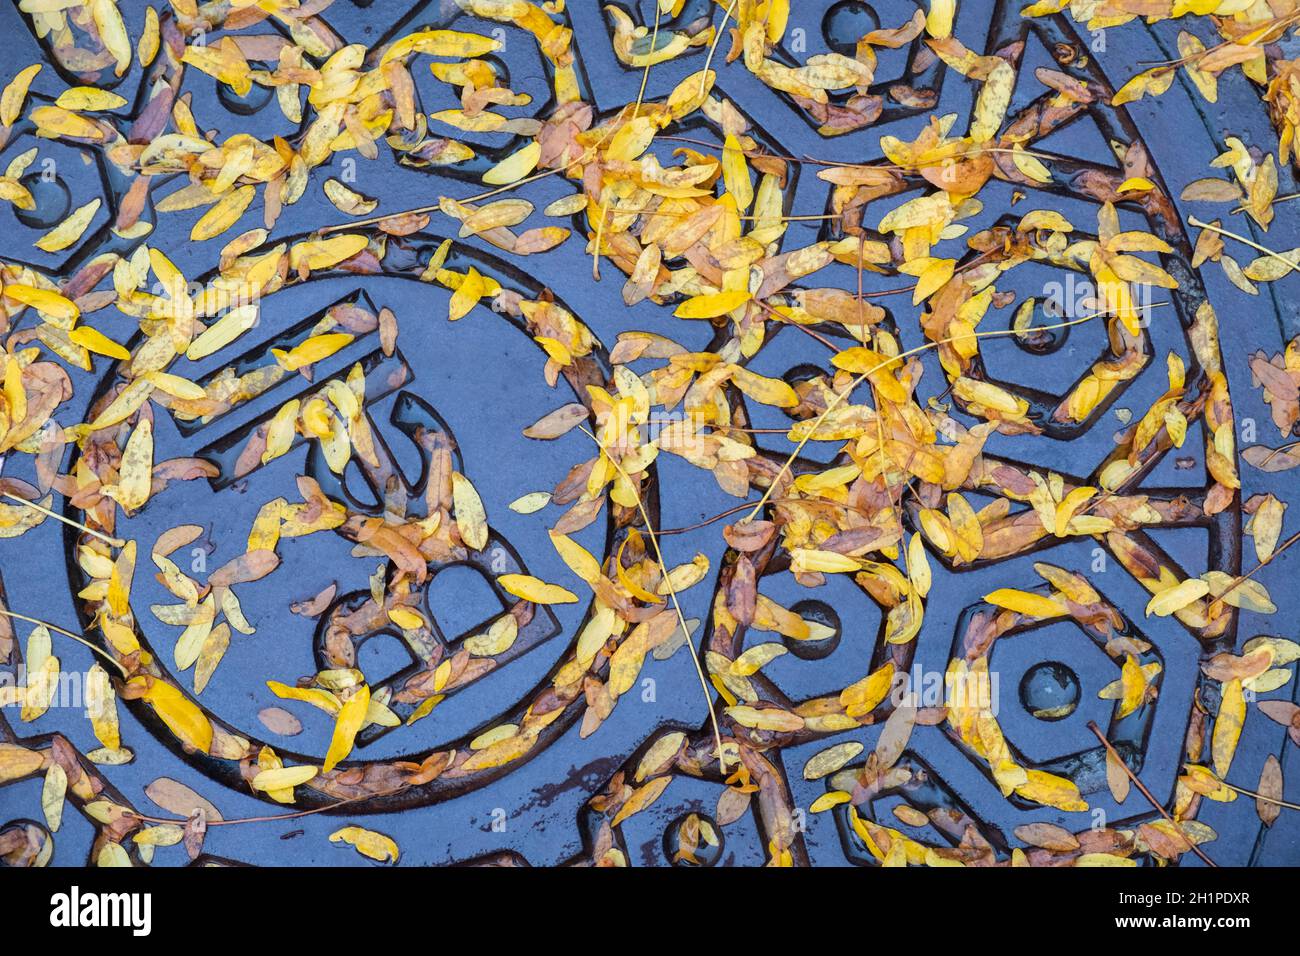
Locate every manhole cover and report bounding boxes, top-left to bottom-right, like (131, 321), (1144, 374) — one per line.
(0, 0), (1296, 869)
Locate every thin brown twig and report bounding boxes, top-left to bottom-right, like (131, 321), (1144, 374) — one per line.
(1136, 11), (1300, 67)
(1251, 439), (1300, 468)
(124, 786), (412, 828)
(1213, 529), (1300, 606)
(1088, 721), (1217, 867)
(632, 1), (663, 121)
(751, 296), (841, 351)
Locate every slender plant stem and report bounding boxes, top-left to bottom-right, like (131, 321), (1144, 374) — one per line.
(1188, 216), (1300, 275)
(1088, 721), (1217, 867)
(578, 426), (728, 774)
(1, 492), (125, 548)
(699, 0), (737, 97)
(0, 608), (128, 677)
(1219, 781), (1300, 811)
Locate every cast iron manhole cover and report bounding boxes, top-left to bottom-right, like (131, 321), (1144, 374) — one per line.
(0, 0), (1297, 868)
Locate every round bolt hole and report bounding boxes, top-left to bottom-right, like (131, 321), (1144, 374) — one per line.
(0, 820), (51, 867)
(664, 812), (724, 866)
(784, 599), (842, 660)
(823, 2), (882, 56)
(217, 76), (275, 116)
(778, 364), (827, 420)
(1013, 303), (1070, 355)
(13, 175), (71, 231)
(1019, 661), (1080, 721)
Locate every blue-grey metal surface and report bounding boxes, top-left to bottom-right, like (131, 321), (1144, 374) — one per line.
(0, 0), (1297, 867)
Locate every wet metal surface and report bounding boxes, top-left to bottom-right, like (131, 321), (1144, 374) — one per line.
(1, 0), (1298, 866)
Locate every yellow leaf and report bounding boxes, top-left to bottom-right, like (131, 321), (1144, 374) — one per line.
(251, 765), (318, 792)
(1011, 144), (1052, 183)
(726, 705), (805, 732)
(462, 615), (518, 656)
(611, 775), (672, 826)
(634, 731), (687, 782)
(1145, 578), (1210, 617)
(483, 141), (541, 185)
(55, 87), (127, 111)
(1251, 493), (1285, 563)
(289, 234), (368, 271)
(449, 266), (487, 321)
(322, 179), (378, 216)
(550, 530), (601, 585)
(458, 198), (532, 236)
(1, 64), (41, 127)
(1075, 853), (1136, 867)
(1112, 67), (1176, 106)
(273, 332), (354, 372)
(187, 304), (259, 360)
(908, 533), (931, 598)
(810, 791), (852, 813)
(132, 678), (213, 754)
(830, 347), (908, 402)
(730, 365), (797, 408)
(36, 198), (100, 251)
(722, 134), (753, 212)
(266, 680), (340, 715)
(191, 185), (255, 242)
(30, 105), (104, 141)
(145, 371), (207, 401)
(116, 419), (154, 512)
(803, 741), (864, 780)
(92, 0), (132, 76)
(508, 491), (551, 513)
(323, 685), (370, 773)
(1117, 655), (1146, 719)
(1014, 769), (1088, 812)
(42, 763), (67, 831)
(452, 471), (489, 550)
(86, 378), (153, 431)
(387, 607), (425, 630)
(3, 284), (79, 323)
(68, 325), (129, 360)
(97, 844), (131, 867)
(926, 0), (955, 37)
(674, 289), (752, 319)
(983, 588), (1067, 619)
(606, 116), (658, 163)
(381, 29), (501, 64)
(329, 826), (400, 863)
(1117, 177), (1155, 194)
(839, 661), (895, 718)
(86, 664), (120, 750)
(497, 573), (579, 604)
(1212, 678), (1245, 778)
(790, 549), (860, 574)
(0, 743), (44, 783)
